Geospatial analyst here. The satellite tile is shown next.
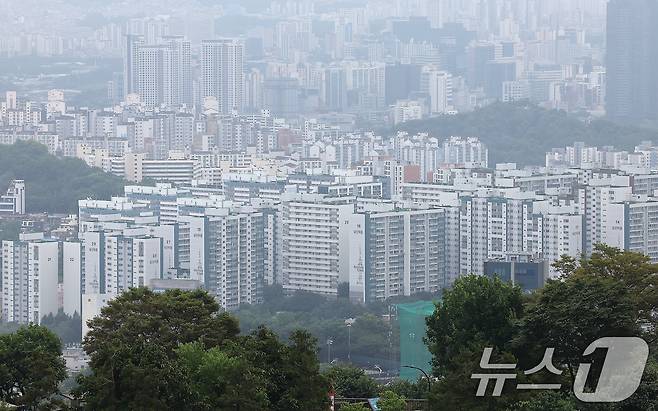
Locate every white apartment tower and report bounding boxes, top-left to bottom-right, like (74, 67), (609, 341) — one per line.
(1, 239), (59, 324)
(0, 179), (25, 215)
(126, 35), (192, 107)
(442, 136), (489, 168)
(604, 199), (658, 263)
(185, 207), (265, 311)
(422, 67), (452, 114)
(280, 195), (354, 296)
(77, 231), (163, 296)
(579, 182), (632, 255)
(202, 39), (245, 114)
(348, 207), (447, 303)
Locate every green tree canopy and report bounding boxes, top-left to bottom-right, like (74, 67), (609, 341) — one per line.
(0, 325), (67, 408)
(76, 288), (240, 409)
(41, 309), (82, 345)
(75, 288), (330, 410)
(176, 342), (269, 411)
(517, 245), (658, 404)
(424, 275), (525, 410)
(237, 287), (404, 370)
(519, 270), (641, 384)
(426, 275), (524, 376)
(425, 246), (658, 410)
(323, 365), (379, 398)
(382, 378), (428, 399)
(377, 390), (407, 411)
(339, 402), (370, 411)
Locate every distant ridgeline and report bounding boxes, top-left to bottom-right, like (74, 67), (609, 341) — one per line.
(0, 141), (125, 214)
(394, 102), (658, 165)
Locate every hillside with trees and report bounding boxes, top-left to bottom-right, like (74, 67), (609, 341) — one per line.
(395, 102), (658, 165)
(0, 141), (126, 214)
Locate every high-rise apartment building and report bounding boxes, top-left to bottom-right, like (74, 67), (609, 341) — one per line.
(348, 207), (446, 303)
(322, 66), (347, 111)
(421, 67), (452, 114)
(279, 195), (354, 296)
(124, 35), (143, 98)
(0, 179), (25, 215)
(183, 207), (266, 311)
(606, 0), (658, 123)
(1, 238), (59, 324)
(124, 35), (192, 107)
(202, 39), (245, 114)
(604, 199), (658, 262)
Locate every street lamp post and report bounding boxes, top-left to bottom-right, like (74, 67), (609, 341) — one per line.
(327, 338), (333, 364)
(344, 318), (356, 362)
(401, 365), (432, 393)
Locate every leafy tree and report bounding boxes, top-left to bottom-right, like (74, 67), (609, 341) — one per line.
(339, 402), (370, 411)
(423, 247), (658, 410)
(226, 327), (329, 411)
(519, 273), (640, 386)
(507, 391), (578, 411)
(426, 275), (524, 376)
(324, 365), (379, 398)
(0, 325), (67, 408)
(552, 244), (658, 336)
(237, 293), (400, 369)
(76, 288), (240, 409)
(77, 289), (329, 410)
(377, 390), (407, 411)
(262, 283), (286, 306)
(41, 309), (82, 344)
(277, 330), (330, 410)
(0, 220), (20, 242)
(520, 246), (657, 389)
(383, 378), (428, 399)
(424, 275), (525, 411)
(176, 342), (269, 410)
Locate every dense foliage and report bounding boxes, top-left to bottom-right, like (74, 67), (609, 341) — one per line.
(324, 365), (380, 398)
(425, 275), (525, 410)
(377, 390), (407, 411)
(75, 288), (330, 410)
(0, 325), (67, 408)
(0, 141), (126, 213)
(40, 309), (82, 345)
(425, 245), (658, 410)
(0, 219), (20, 241)
(395, 102), (658, 165)
(339, 403), (371, 411)
(236, 285), (439, 370)
(1, 311), (81, 346)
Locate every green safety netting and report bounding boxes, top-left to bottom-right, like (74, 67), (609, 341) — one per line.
(398, 300), (437, 381)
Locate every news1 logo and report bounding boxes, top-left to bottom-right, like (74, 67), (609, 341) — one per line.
(471, 337), (649, 402)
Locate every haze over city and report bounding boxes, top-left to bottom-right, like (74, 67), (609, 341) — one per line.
(1, 1), (658, 410)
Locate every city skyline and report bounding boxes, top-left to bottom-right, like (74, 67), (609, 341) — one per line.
(1, 2), (658, 410)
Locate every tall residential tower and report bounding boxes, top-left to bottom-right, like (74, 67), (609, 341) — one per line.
(201, 39), (245, 114)
(606, 0), (658, 123)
